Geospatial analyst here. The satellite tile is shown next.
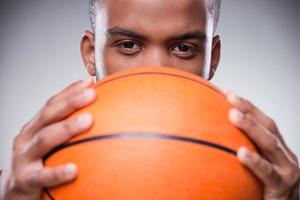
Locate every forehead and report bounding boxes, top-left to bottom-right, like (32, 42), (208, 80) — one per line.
(100, 0), (209, 35)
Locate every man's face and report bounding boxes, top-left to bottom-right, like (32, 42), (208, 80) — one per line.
(82, 0), (220, 79)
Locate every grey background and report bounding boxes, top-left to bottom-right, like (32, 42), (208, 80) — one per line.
(0, 0), (299, 169)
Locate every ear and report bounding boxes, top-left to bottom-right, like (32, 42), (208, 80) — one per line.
(208, 35), (221, 80)
(80, 30), (97, 76)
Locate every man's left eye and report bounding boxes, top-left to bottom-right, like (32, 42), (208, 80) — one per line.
(115, 40), (143, 55)
(171, 44), (199, 58)
(173, 44), (194, 52)
(119, 41), (141, 49)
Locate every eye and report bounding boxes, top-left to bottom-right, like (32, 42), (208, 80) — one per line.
(171, 43), (199, 59)
(174, 44), (192, 52)
(115, 40), (143, 55)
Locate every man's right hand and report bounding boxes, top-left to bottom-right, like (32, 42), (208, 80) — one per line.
(1, 78), (96, 200)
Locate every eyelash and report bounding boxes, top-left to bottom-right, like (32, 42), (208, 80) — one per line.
(172, 43), (199, 51)
(170, 43), (200, 59)
(113, 40), (200, 58)
(114, 40), (143, 55)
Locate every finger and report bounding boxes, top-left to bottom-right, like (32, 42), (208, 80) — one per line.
(229, 108), (293, 166)
(237, 146), (283, 188)
(226, 91), (279, 134)
(58, 77), (94, 100)
(34, 78), (94, 131)
(226, 91), (298, 163)
(20, 78), (93, 137)
(27, 113), (93, 160)
(27, 163), (77, 188)
(21, 80), (96, 143)
(16, 78), (93, 147)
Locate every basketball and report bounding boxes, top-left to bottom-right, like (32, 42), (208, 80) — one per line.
(43, 66), (263, 200)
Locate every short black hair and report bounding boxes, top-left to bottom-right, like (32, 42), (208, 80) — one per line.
(89, 0), (221, 33)
(89, 0), (97, 33)
(209, 0), (221, 33)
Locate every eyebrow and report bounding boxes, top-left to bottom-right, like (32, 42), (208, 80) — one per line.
(107, 26), (207, 42)
(171, 31), (207, 42)
(107, 27), (147, 41)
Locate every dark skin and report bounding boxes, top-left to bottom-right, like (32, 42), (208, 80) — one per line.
(1, 0), (299, 199)
(81, 0), (220, 79)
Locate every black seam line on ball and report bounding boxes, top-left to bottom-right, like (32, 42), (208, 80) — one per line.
(43, 133), (237, 161)
(43, 133), (237, 200)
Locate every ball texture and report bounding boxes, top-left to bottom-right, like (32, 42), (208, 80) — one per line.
(43, 66), (262, 200)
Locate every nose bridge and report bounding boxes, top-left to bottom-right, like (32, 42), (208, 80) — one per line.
(142, 46), (170, 67)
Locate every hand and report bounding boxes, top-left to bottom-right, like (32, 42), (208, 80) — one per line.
(226, 91), (300, 200)
(0, 78), (96, 200)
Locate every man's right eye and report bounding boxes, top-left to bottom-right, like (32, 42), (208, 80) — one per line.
(115, 40), (143, 55)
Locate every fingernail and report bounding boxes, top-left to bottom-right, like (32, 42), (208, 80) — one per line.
(82, 88), (95, 100)
(237, 146), (250, 162)
(229, 108), (244, 122)
(64, 163), (77, 177)
(76, 113), (93, 127)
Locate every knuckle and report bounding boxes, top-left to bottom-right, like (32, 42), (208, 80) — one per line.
(19, 121), (30, 134)
(293, 155), (299, 164)
(32, 133), (47, 150)
(264, 165), (273, 178)
(12, 134), (22, 152)
(263, 137), (280, 154)
(266, 118), (278, 131)
(285, 166), (300, 184)
(60, 119), (82, 138)
(45, 95), (56, 107)
(62, 119), (76, 133)
(38, 107), (51, 124)
(242, 98), (255, 110)
(50, 169), (64, 183)
(45, 95), (58, 106)
(243, 115), (257, 132)
(65, 93), (81, 109)
(251, 153), (274, 177)
(13, 121), (34, 152)
(250, 152), (261, 166)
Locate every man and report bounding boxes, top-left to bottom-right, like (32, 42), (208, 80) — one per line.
(1, 0), (299, 199)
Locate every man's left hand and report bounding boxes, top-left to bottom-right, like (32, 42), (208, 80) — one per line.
(226, 91), (300, 200)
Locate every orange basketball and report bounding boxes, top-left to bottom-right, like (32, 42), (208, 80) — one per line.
(43, 66), (262, 200)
